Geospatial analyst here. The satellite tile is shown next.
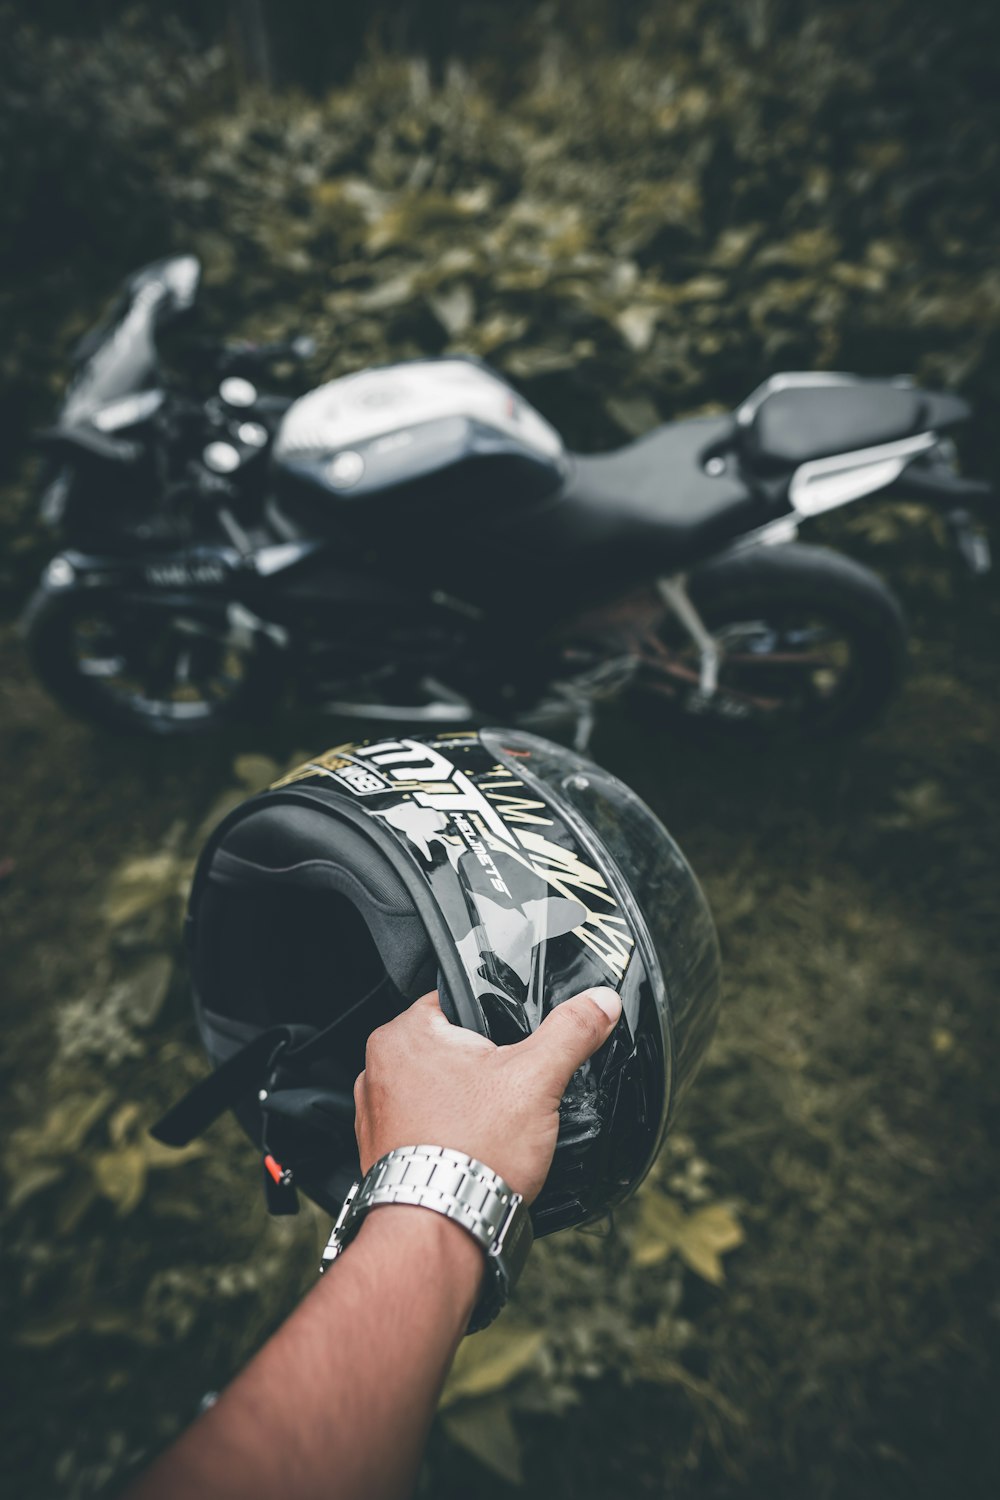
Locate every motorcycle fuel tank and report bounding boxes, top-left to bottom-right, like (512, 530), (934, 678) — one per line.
(271, 357), (568, 527)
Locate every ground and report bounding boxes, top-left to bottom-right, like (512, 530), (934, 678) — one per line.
(1, 12), (998, 1490)
(1, 546), (997, 1497)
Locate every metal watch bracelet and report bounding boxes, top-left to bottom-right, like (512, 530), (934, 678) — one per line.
(319, 1144), (534, 1333)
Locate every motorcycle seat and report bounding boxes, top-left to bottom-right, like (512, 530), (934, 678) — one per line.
(742, 380), (969, 470)
(522, 416), (764, 577)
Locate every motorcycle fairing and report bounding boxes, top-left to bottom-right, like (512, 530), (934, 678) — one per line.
(271, 357), (567, 520)
(276, 358), (564, 465)
(62, 256), (201, 426)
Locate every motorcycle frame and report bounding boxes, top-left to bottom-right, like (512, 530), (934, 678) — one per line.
(653, 426), (942, 703)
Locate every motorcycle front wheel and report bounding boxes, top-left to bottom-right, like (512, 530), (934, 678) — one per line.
(633, 543), (907, 739)
(25, 591), (279, 735)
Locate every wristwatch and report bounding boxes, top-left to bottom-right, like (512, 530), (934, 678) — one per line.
(319, 1144), (534, 1333)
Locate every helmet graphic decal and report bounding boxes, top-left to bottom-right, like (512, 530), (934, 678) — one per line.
(273, 733), (637, 1030)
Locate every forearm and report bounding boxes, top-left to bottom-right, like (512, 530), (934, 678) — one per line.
(128, 1206), (484, 1500)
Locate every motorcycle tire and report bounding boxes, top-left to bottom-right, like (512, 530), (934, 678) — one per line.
(25, 589), (280, 736)
(634, 542), (907, 739)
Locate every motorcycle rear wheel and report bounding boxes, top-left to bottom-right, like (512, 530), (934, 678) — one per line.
(26, 592), (279, 735)
(633, 543), (907, 739)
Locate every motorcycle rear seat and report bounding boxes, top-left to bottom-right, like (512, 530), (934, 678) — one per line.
(742, 381), (969, 470)
(521, 416), (765, 577)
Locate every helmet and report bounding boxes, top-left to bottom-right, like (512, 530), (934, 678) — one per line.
(154, 729), (720, 1234)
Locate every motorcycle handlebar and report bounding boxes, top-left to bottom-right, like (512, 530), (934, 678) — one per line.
(33, 425), (140, 466)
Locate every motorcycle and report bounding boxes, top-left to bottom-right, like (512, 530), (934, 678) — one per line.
(23, 254), (994, 745)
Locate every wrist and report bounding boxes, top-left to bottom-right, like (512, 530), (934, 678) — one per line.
(322, 1146), (534, 1332)
(356, 1203), (485, 1322)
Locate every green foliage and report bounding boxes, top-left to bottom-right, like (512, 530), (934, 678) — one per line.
(2, 0), (1000, 599)
(1, 7), (999, 1496)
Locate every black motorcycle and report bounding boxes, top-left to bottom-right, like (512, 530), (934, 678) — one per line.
(23, 254), (994, 744)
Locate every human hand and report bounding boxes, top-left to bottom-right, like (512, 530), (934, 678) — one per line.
(353, 987), (622, 1204)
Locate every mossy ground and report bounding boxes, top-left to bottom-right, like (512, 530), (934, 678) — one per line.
(1, 562), (997, 1496)
(1, 7), (999, 1494)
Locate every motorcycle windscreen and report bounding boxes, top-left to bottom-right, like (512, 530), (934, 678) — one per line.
(61, 257), (199, 424)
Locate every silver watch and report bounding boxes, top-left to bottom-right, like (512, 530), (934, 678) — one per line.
(319, 1144), (533, 1333)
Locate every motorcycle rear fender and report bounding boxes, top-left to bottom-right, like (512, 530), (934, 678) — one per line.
(788, 432), (939, 517)
(788, 431), (994, 519)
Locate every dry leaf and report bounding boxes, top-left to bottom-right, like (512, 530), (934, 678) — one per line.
(675, 1204), (745, 1285)
(109, 1101), (143, 1146)
(10, 1088), (114, 1160)
(16, 1301), (161, 1348)
(232, 754), (279, 791)
(91, 1145), (148, 1216)
(632, 1194), (744, 1284)
(442, 1395), (524, 1485)
(615, 304), (659, 352)
(441, 1324), (545, 1408)
(631, 1192), (686, 1268)
(103, 852), (186, 928)
(55, 1172), (100, 1236)
(6, 1161), (65, 1212)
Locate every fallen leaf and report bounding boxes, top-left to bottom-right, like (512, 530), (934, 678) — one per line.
(632, 1192), (686, 1269)
(632, 1194), (744, 1284)
(441, 1324), (545, 1408)
(429, 282), (475, 338)
(107, 953), (174, 1030)
(10, 1088), (114, 1160)
(631, 1351), (746, 1426)
(144, 1137), (206, 1171)
(6, 1161), (66, 1212)
(109, 1102), (143, 1147)
(615, 304), (659, 352)
(16, 1301), (162, 1348)
(442, 1395), (524, 1485)
(674, 1204), (745, 1285)
(232, 754), (279, 790)
(103, 853), (186, 929)
(91, 1145), (148, 1216)
(54, 1172), (100, 1235)
(878, 781), (957, 830)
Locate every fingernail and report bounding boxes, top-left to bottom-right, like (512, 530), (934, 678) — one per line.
(586, 987), (622, 1022)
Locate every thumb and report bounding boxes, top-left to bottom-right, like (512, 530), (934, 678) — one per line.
(516, 987), (622, 1094)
